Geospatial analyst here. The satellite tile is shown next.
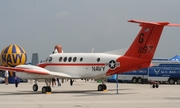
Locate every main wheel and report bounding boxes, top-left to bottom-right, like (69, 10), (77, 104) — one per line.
(32, 84), (38, 91)
(98, 84), (103, 91)
(46, 86), (51, 92)
(102, 84), (107, 90)
(42, 86), (47, 93)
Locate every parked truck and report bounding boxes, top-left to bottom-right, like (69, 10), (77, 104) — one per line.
(107, 60), (180, 84)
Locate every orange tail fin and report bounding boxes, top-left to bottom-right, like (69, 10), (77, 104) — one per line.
(124, 20), (180, 60)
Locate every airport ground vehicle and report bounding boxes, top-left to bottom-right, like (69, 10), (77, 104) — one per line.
(107, 59), (180, 84)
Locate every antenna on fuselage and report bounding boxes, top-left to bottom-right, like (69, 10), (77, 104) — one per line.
(91, 48), (94, 53)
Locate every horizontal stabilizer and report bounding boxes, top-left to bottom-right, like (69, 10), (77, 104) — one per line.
(128, 20), (180, 26)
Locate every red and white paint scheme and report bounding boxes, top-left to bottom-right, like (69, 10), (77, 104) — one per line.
(1, 20), (180, 93)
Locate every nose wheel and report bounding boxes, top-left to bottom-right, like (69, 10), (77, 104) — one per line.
(32, 84), (38, 91)
(32, 80), (38, 91)
(98, 84), (107, 91)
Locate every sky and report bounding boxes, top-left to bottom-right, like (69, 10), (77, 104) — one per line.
(0, 0), (180, 62)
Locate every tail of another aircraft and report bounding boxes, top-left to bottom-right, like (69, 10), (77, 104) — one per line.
(124, 20), (180, 60)
(31, 53), (39, 65)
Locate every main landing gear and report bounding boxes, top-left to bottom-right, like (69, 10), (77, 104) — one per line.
(97, 79), (107, 91)
(98, 84), (107, 91)
(32, 79), (52, 93)
(41, 86), (51, 93)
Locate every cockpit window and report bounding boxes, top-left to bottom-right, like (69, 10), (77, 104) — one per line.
(48, 57), (53, 62)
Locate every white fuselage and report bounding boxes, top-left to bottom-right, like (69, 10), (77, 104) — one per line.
(16, 53), (121, 80)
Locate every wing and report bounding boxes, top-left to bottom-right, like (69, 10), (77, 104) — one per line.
(0, 65), (80, 79)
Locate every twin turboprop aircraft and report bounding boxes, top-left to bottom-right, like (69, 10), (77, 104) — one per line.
(0, 20), (180, 93)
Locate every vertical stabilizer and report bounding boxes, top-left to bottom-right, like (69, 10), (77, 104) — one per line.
(106, 20), (180, 76)
(124, 20), (180, 60)
(31, 53), (39, 65)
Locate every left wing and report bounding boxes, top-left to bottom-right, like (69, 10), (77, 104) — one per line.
(0, 65), (80, 78)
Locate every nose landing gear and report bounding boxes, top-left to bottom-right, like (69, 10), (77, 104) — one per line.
(32, 80), (38, 91)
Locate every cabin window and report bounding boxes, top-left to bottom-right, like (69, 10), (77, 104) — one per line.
(68, 57), (72, 62)
(97, 58), (100, 62)
(48, 57), (53, 62)
(64, 57), (67, 62)
(59, 57), (63, 62)
(80, 57), (83, 62)
(73, 57), (77, 62)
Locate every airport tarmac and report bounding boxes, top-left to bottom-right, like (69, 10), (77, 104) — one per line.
(0, 80), (180, 108)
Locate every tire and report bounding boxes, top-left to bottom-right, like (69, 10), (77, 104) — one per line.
(102, 84), (107, 90)
(138, 77), (142, 83)
(42, 86), (47, 93)
(46, 86), (51, 92)
(169, 78), (175, 84)
(152, 84), (155, 88)
(132, 77), (137, 83)
(156, 84), (159, 88)
(32, 84), (38, 91)
(177, 79), (180, 84)
(98, 84), (104, 91)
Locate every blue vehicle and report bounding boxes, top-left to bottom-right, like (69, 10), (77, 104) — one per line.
(107, 60), (180, 84)
(148, 61), (180, 84)
(107, 68), (148, 83)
